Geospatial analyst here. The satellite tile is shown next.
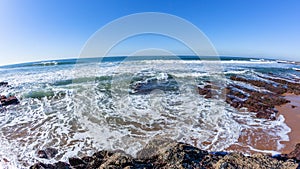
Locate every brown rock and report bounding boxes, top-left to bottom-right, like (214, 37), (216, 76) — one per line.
(0, 96), (19, 106)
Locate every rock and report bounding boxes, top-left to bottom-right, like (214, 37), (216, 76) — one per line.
(98, 152), (133, 169)
(0, 96), (19, 106)
(30, 139), (300, 169)
(256, 111), (272, 119)
(0, 82), (8, 87)
(37, 148), (58, 159)
(37, 150), (48, 159)
(137, 138), (209, 168)
(69, 157), (86, 166)
(69, 157), (86, 168)
(198, 75), (298, 120)
(53, 162), (71, 169)
(129, 73), (179, 94)
(288, 143), (300, 161)
(30, 162), (70, 169)
(214, 153), (298, 169)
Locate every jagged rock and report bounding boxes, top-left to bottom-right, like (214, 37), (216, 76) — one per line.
(30, 161), (70, 169)
(0, 82), (8, 87)
(214, 153), (298, 169)
(69, 157), (87, 169)
(198, 75), (296, 120)
(137, 138), (209, 168)
(0, 95), (19, 106)
(98, 152), (134, 169)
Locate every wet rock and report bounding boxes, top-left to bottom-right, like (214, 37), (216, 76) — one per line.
(0, 82), (8, 87)
(129, 73), (179, 94)
(0, 96), (19, 106)
(30, 161), (70, 169)
(137, 138), (209, 168)
(98, 152), (134, 169)
(214, 153), (298, 169)
(37, 148), (58, 159)
(272, 154), (289, 161)
(37, 150), (48, 159)
(30, 139), (300, 169)
(198, 75), (297, 120)
(69, 157), (86, 166)
(69, 157), (86, 168)
(288, 143), (300, 161)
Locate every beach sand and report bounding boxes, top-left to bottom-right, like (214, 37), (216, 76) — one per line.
(277, 93), (300, 154)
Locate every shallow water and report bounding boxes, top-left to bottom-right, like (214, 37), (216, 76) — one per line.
(0, 56), (300, 168)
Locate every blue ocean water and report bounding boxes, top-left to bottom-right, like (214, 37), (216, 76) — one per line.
(0, 56), (300, 168)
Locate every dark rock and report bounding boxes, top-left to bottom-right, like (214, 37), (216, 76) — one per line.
(53, 162), (71, 169)
(30, 139), (300, 169)
(211, 151), (228, 156)
(0, 82), (8, 87)
(30, 162), (70, 169)
(37, 150), (48, 159)
(198, 75), (298, 120)
(215, 153), (298, 169)
(137, 138), (209, 168)
(45, 148), (58, 159)
(288, 143), (300, 161)
(256, 111), (272, 119)
(30, 162), (53, 169)
(0, 96), (19, 106)
(129, 73), (179, 94)
(272, 154), (289, 161)
(37, 148), (58, 159)
(69, 157), (86, 169)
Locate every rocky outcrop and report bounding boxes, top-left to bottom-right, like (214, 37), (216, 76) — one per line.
(37, 148), (58, 159)
(288, 143), (300, 161)
(215, 153), (297, 169)
(0, 95), (19, 106)
(198, 75), (300, 120)
(30, 138), (299, 169)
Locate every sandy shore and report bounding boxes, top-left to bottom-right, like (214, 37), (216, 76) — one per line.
(276, 93), (300, 154)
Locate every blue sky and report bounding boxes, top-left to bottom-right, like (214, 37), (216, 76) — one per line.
(0, 0), (299, 66)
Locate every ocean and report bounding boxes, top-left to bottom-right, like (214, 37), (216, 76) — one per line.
(0, 56), (300, 168)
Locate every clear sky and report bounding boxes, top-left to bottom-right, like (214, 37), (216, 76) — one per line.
(0, 0), (299, 66)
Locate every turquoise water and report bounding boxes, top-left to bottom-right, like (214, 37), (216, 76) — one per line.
(0, 56), (300, 168)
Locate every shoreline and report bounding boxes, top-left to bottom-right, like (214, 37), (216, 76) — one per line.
(276, 93), (300, 154)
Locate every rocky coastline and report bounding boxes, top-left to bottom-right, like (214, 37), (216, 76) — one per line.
(30, 138), (300, 169)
